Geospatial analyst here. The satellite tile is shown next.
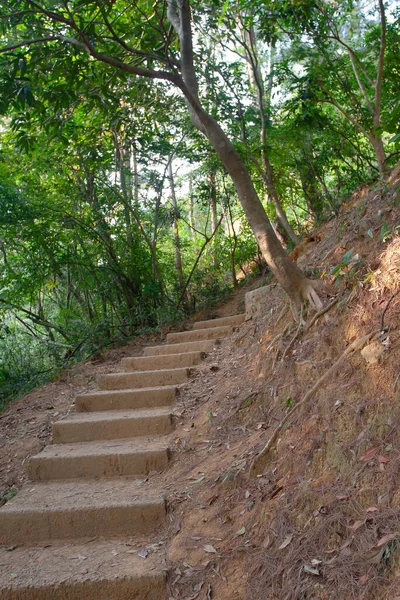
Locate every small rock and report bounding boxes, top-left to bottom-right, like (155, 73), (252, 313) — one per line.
(361, 341), (385, 364)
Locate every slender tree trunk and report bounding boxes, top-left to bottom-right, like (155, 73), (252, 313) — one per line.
(224, 194), (238, 287)
(242, 25), (299, 244)
(188, 176), (195, 238)
(209, 169), (218, 265)
(369, 134), (387, 178)
(168, 159), (184, 293)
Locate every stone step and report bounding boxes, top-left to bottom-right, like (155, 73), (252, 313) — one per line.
(52, 408), (173, 444)
(29, 438), (169, 481)
(193, 313), (245, 330)
(75, 386), (176, 412)
(166, 325), (232, 344)
(0, 480), (165, 545)
(121, 351), (205, 372)
(143, 339), (217, 356)
(98, 367), (189, 390)
(0, 540), (166, 599)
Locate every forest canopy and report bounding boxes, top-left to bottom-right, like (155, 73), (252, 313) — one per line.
(0, 0), (398, 403)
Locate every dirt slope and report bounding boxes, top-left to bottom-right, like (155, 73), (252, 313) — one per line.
(0, 168), (399, 599)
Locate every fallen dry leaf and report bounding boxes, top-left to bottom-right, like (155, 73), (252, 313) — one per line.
(377, 533), (399, 547)
(378, 455), (390, 463)
(359, 446), (379, 462)
(203, 544), (217, 554)
(278, 534), (294, 550)
(352, 519), (366, 531)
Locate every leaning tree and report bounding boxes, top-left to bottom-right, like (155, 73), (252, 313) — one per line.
(0, 0), (325, 312)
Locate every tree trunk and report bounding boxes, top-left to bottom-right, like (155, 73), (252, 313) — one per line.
(168, 1), (320, 311)
(241, 25), (299, 245)
(369, 134), (388, 178)
(195, 110), (319, 308)
(297, 150), (324, 219)
(188, 176), (195, 238)
(168, 159), (185, 293)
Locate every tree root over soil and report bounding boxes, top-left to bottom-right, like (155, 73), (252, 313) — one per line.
(275, 296), (340, 366)
(250, 329), (379, 474)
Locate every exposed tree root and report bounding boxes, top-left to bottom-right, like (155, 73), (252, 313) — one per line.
(251, 329), (379, 474)
(289, 279), (324, 322)
(280, 297), (340, 363)
(280, 318), (303, 362)
(304, 296), (339, 333)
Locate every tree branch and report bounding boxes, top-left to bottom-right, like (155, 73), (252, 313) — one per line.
(177, 214), (223, 309)
(0, 37), (57, 53)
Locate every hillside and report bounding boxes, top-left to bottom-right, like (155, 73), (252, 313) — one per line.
(0, 168), (399, 599)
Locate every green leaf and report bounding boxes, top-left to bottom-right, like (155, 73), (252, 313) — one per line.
(190, 475), (205, 485)
(341, 248), (355, 265)
(380, 221), (390, 242)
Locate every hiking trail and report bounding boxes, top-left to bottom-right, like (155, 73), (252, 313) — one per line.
(0, 313), (245, 599)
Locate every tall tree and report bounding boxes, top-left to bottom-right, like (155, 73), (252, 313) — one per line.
(0, 0), (322, 311)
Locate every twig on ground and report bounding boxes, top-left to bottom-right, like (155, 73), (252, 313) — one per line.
(266, 331), (283, 352)
(380, 290), (400, 332)
(251, 329), (379, 473)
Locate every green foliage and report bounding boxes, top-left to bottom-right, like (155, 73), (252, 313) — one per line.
(330, 248), (363, 286)
(0, 0), (397, 404)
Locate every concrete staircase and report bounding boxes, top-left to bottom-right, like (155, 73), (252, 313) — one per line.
(0, 313), (245, 599)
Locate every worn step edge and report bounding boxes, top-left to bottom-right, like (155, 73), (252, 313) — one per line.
(143, 339), (218, 356)
(166, 325), (232, 344)
(0, 541), (166, 600)
(52, 409), (173, 443)
(75, 386), (176, 412)
(0, 573), (166, 600)
(0, 498), (165, 544)
(193, 313), (245, 330)
(98, 367), (189, 390)
(29, 440), (170, 481)
(121, 351), (205, 372)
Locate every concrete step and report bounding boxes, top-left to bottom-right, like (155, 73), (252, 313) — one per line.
(166, 325), (232, 345)
(193, 313), (245, 330)
(98, 367), (189, 390)
(0, 540), (166, 599)
(52, 408), (173, 444)
(75, 386), (176, 412)
(29, 438), (169, 481)
(0, 480), (165, 545)
(143, 339), (217, 356)
(121, 351), (205, 372)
